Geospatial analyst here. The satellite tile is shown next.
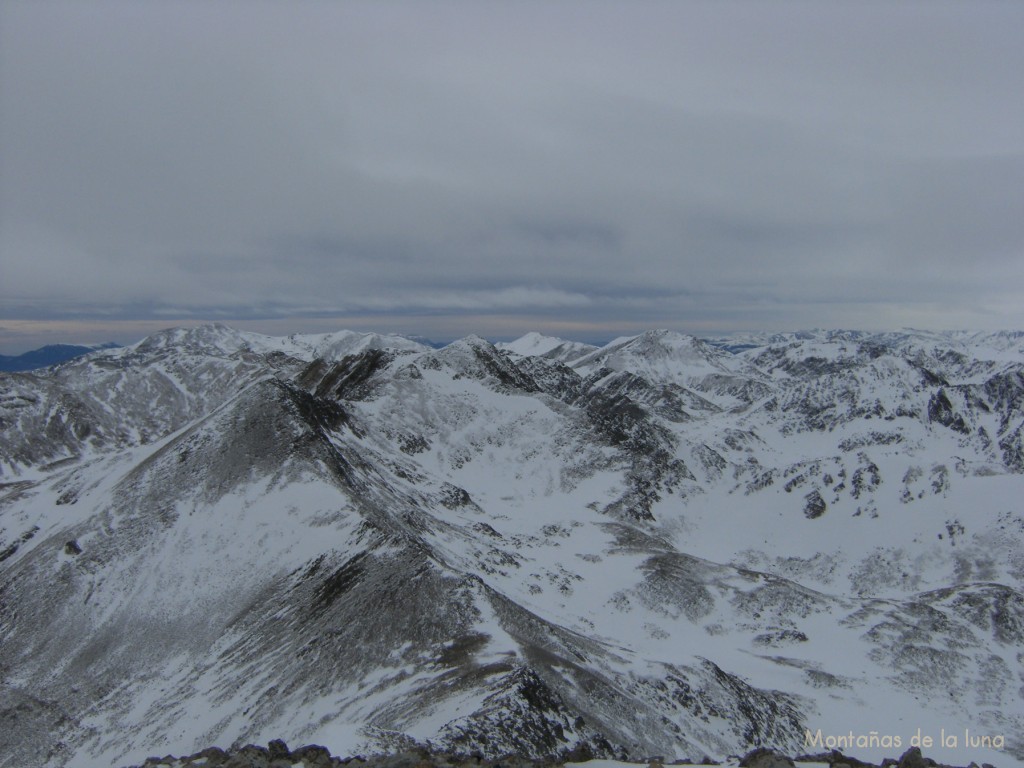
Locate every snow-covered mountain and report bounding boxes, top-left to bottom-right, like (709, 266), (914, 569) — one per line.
(569, 330), (773, 411)
(496, 332), (597, 364)
(1, 325), (1022, 768)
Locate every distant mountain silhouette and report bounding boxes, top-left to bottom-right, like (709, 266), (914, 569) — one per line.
(0, 342), (120, 372)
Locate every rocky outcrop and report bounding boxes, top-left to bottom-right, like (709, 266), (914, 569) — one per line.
(121, 745), (1002, 768)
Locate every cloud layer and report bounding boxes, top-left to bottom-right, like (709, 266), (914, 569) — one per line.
(2, 1), (1022, 349)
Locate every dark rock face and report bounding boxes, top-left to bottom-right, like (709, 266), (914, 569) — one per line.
(131, 742), (335, 767)
(895, 747), (935, 768)
(739, 747), (796, 768)
(299, 349), (396, 401)
(803, 490), (827, 519)
(927, 390), (970, 434)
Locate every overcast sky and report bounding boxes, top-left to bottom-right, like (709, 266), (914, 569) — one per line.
(1, 1), (1022, 352)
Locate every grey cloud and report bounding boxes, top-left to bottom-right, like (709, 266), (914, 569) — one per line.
(880, 154), (1024, 265)
(1, 0), (1023, 349)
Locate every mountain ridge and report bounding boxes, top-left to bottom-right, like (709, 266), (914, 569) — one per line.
(0, 342), (120, 373)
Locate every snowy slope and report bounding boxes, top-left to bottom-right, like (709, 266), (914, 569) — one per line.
(572, 330), (772, 410)
(1, 325), (1022, 768)
(497, 333), (597, 364)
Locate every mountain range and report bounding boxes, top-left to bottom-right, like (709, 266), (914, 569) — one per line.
(1, 323), (1022, 768)
(0, 343), (121, 373)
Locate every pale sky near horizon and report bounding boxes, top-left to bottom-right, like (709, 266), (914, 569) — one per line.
(2, 1), (1023, 353)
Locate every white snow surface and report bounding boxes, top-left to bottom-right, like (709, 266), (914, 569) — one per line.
(497, 332), (598, 364)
